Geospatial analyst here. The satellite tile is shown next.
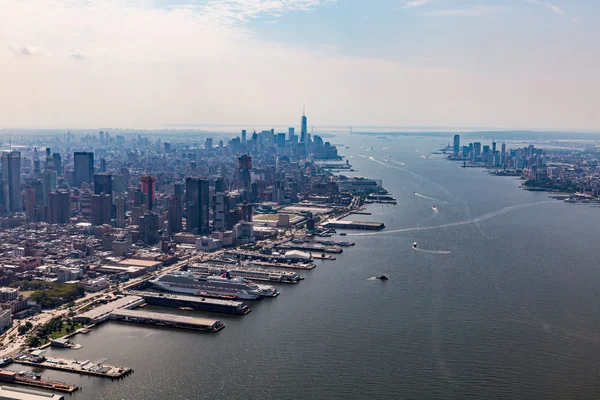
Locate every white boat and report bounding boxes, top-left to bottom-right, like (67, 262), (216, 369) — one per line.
(151, 271), (262, 300)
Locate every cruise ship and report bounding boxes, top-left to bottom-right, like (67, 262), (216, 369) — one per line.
(150, 271), (263, 300)
(187, 264), (301, 284)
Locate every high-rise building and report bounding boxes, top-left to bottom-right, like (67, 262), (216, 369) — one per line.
(73, 152), (94, 188)
(94, 173), (112, 197)
(238, 155), (252, 193)
(138, 212), (159, 245)
(169, 195), (183, 233)
(91, 193), (112, 225)
(186, 177), (210, 234)
(48, 190), (71, 224)
(100, 158), (107, 173)
(205, 138), (213, 152)
(288, 127), (296, 142)
(42, 170), (57, 206)
(300, 108), (308, 144)
(240, 202), (253, 222)
(212, 178), (227, 232)
(272, 180), (285, 203)
(24, 188), (37, 221)
(140, 175), (156, 210)
(241, 130), (247, 143)
(501, 142), (506, 155)
(115, 195), (125, 228)
(52, 153), (62, 176)
(1, 151), (21, 212)
(453, 135), (460, 156)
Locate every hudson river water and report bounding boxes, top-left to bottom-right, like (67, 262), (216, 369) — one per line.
(18, 135), (600, 399)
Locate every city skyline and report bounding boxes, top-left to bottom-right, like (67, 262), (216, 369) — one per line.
(1, 0), (599, 131)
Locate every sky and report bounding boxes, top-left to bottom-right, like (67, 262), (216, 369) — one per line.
(0, 0), (599, 131)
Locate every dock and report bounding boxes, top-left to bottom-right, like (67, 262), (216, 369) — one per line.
(321, 220), (385, 230)
(0, 370), (79, 394)
(312, 254), (336, 260)
(110, 309), (225, 332)
(126, 291), (251, 315)
(276, 243), (343, 253)
(13, 355), (132, 379)
(248, 260), (315, 270)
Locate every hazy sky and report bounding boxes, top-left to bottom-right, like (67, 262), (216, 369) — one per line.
(1, 0), (599, 130)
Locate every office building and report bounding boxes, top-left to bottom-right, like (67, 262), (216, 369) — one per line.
(140, 175), (156, 210)
(1, 151), (21, 212)
(52, 153), (62, 176)
(94, 173), (113, 198)
(42, 170), (57, 206)
(73, 151), (94, 187)
(186, 177), (210, 234)
(300, 108), (308, 144)
(453, 135), (460, 156)
(169, 195), (183, 233)
(48, 190), (71, 224)
(91, 193), (111, 226)
(115, 195), (125, 228)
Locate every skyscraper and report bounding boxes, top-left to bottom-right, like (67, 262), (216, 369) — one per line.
(212, 178), (227, 232)
(453, 135), (460, 156)
(169, 195), (183, 233)
(205, 138), (213, 152)
(91, 193), (112, 225)
(300, 108), (308, 144)
(186, 177), (210, 234)
(241, 130), (247, 143)
(140, 175), (156, 210)
(115, 195), (125, 228)
(1, 151), (21, 212)
(73, 152), (94, 188)
(52, 153), (62, 176)
(238, 155), (252, 193)
(94, 173), (113, 197)
(48, 191), (71, 224)
(24, 188), (37, 222)
(42, 170), (57, 206)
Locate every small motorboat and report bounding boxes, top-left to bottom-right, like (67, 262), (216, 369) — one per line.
(413, 242), (418, 248)
(340, 233), (347, 236)
(432, 206), (436, 210)
(375, 274), (388, 280)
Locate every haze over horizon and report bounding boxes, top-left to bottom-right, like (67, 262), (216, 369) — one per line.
(1, 0), (599, 130)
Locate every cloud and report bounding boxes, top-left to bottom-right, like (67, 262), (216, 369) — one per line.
(9, 45), (45, 56)
(423, 6), (503, 16)
(70, 49), (86, 60)
(197, 0), (336, 26)
(403, 0), (432, 8)
(526, 0), (565, 16)
(0, 0), (597, 130)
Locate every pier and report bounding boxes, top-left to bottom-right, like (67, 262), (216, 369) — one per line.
(13, 355), (132, 379)
(276, 243), (343, 253)
(312, 254), (336, 260)
(0, 370), (79, 394)
(248, 260), (315, 270)
(321, 220), (385, 230)
(110, 309), (225, 332)
(126, 291), (251, 315)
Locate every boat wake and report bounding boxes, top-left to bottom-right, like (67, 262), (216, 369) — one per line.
(412, 192), (439, 201)
(413, 247), (451, 255)
(348, 201), (555, 236)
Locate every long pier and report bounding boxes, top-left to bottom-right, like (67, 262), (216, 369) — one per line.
(110, 309), (225, 332)
(321, 220), (385, 230)
(276, 244), (343, 253)
(126, 291), (251, 315)
(0, 370), (79, 393)
(13, 356), (132, 379)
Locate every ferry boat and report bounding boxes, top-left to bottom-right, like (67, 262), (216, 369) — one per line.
(151, 271), (262, 300)
(188, 264), (301, 284)
(256, 284), (279, 297)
